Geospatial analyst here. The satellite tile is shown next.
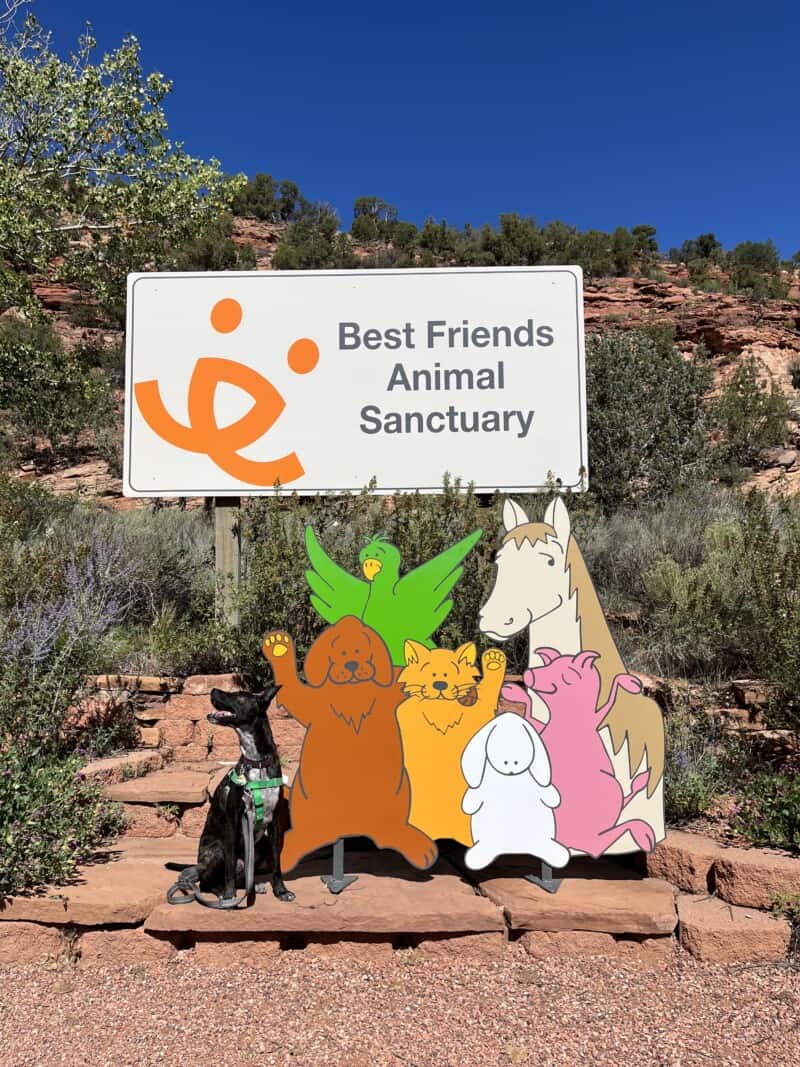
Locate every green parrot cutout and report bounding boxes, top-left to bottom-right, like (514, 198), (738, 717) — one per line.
(304, 526), (482, 665)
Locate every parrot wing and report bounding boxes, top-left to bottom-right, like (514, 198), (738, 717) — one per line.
(392, 529), (482, 638)
(304, 526), (369, 624)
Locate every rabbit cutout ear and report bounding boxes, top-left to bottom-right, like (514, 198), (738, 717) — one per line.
(460, 719), (497, 788)
(518, 716), (552, 787)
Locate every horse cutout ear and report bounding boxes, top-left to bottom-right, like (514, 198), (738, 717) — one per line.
(461, 719), (496, 788)
(544, 495), (571, 546)
(456, 642), (477, 668)
(404, 639), (428, 666)
(502, 497), (529, 533)
(519, 717), (553, 787)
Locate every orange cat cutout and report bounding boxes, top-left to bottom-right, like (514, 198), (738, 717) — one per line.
(397, 640), (507, 844)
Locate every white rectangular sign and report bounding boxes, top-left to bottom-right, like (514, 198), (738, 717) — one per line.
(124, 266), (587, 496)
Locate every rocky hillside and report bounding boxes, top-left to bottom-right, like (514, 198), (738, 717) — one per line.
(15, 218), (800, 505)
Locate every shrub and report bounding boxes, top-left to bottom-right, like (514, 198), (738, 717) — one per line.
(585, 329), (711, 513)
(733, 761), (800, 853)
(0, 746), (124, 895)
(663, 709), (742, 823)
(0, 317), (112, 460)
(641, 491), (800, 718)
(710, 357), (789, 468)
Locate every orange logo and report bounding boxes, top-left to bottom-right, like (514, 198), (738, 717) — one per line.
(134, 299), (319, 487)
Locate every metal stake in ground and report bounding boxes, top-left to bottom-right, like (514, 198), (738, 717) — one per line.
(214, 497), (241, 627)
(320, 838), (358, 895)
(524, 860), (562, 894)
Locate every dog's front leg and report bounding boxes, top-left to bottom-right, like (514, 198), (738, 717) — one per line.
(268, 819), (295, 902)
(222, 787), (240, 901)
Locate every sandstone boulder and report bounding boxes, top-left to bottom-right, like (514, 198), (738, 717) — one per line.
(677, 894), (791, 963)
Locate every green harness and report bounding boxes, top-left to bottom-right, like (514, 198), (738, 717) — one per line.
(227, 769), (283, 833)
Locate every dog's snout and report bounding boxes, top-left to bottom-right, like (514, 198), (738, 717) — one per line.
(432, 680), (448, 691)
(344, 660), (358, 672)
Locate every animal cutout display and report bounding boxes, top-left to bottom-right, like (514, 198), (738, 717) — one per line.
(262, 617), (438, 872)
(304, 526), (482, 665)
(461, 713), (569, 871)
(480, 495), (665, 858)
(266, 494), (664, 881)
(396, 641), (506, 845)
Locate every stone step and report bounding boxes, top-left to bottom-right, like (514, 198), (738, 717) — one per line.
(647, 829), (800, 908)
(105, 769), (212, 805)
(145, 849), (506, 938)
(677, 893), (792, 963)
(0, 836), (197, 926)
(474, 858), (678, 935)
(81, 750), (166, 785)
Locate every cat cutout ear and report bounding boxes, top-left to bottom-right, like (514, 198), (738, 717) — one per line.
(404, 639), (428, 666)
(455, 642), (477, 667)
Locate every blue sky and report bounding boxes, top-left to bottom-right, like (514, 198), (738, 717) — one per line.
(33, 0), (800, 257)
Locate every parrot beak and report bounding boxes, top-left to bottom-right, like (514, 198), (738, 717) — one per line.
(362, 558), (382, 582)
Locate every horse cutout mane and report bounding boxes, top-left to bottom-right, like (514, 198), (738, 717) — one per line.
(497, 497), (664, 797)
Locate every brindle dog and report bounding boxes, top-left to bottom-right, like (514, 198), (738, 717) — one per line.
(167, 685), (294, 905)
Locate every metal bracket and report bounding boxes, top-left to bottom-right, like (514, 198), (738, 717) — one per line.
(523, 860), (562, 894)
(320, 838), (358, 895)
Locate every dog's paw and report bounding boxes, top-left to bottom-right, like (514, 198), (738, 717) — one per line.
(482, 648), (506, 673)
(275, 888), (295, 902)
(255, 881), (267, 894)
(263, 631), (293, 660)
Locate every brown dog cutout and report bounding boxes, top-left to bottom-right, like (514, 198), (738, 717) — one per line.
(262, 617), (438, 873)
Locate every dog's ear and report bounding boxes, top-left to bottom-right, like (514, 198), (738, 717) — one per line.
(368, 628), (395, 687)
(460, 719), (495, 788)
(303, 632), (331, 687)
(257, 683), (280, 710)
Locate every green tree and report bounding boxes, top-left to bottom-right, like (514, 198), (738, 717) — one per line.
(710, 357), (789, 468)
(0, 7), (238, 316)
(272, 205), (358, 269)
(611, 227), (636, 275)
(586, 328), (711, 512)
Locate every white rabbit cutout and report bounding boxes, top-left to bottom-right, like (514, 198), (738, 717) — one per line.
(461, 712), (570, 871)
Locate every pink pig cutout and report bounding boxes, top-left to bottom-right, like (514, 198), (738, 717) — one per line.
(501, 648), (656, 858)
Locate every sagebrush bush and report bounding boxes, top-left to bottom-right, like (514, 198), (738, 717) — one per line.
(710, 357), (790, 468)
(663, 709), (742, 823)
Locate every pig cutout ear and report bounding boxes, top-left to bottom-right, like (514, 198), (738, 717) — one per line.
(544, 495), (571, 546)
(460, 719), (497, 788)
(519, 717), (552, 787)
(575, 650), (600, 672)
(502, 497), (529, 533)
(534, 647), (560, 665)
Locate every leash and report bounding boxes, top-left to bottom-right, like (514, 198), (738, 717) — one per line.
(166, 771), (282, 909)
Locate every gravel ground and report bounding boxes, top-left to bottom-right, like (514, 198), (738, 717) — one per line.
(1, 950), (798, 1067)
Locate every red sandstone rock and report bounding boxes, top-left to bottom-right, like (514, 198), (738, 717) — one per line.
(304, 938), (395, 962)
(519, 929), (617, 957)
(81, 750), (163, 784)
(646, 831), (723, 892)
(411, 933), (507, 958)
(158, 719), (195, 747)
(193, 937), (282, 965)
(677, 894), (791, 963)
(172, 744), (214, 763)
(182, 674), (243, 696)
(0, 921), (63, 964)
(477, 870), (677, 935)
(713, 847), (800, 909)
(0, 836), (196, 925)
(78, 927), (176, 967)
(155, 694), (211, 721)
(146, 852), (504, 937)
(105, 770), (209, 805)
(137, 726), (160, 748)
(180, 805), (209, 839)
(122, 803), (178, 838)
